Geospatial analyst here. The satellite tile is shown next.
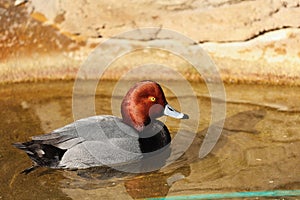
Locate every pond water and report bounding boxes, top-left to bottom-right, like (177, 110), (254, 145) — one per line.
(0, 80), (299, 199)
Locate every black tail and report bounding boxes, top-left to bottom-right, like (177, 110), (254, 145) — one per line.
(13, 141), (66, 174)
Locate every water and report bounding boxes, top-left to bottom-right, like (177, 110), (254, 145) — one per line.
(0, 80), (299, 199)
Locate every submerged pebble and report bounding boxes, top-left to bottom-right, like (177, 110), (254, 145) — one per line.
(21, 101), (30, 109)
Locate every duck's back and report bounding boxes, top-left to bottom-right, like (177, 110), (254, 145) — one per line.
(15, 116), (143, 171)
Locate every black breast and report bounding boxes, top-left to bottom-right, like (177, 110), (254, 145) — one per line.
(138, 120), (171, 153)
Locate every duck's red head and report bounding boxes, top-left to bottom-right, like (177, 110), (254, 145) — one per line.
(121, 81), (188, 132)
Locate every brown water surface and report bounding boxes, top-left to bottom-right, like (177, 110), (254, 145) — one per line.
(0, 80), (299, 199)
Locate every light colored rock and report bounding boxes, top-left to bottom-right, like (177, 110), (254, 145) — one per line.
(27, 0), (300, 42)
(203, 28), (300, 85)
(1, 0), (300, 85)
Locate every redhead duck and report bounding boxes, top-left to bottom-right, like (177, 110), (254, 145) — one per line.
(14, 81), (188, 174)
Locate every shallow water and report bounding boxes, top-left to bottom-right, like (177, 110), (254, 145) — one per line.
(0, 80), (299, 199)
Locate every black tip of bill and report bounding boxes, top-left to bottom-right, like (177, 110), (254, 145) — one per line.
(182, 113), (189, 119)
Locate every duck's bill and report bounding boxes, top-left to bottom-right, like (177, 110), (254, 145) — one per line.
(164, 104), (189, 119)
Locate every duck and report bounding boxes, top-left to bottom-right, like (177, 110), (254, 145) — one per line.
(13, 80), (189, 174)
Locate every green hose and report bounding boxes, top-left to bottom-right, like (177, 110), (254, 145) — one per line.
(146, 190), (300, 200)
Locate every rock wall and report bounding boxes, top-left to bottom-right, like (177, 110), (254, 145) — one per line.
(1, 0), (300, 85)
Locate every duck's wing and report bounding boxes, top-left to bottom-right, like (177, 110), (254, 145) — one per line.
(17, 115), (142, 170)
(58, 139), (143, 169)
(32, 115), (140, 149)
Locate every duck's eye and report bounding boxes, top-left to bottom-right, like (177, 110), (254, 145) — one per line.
(148, 96), (156, 102)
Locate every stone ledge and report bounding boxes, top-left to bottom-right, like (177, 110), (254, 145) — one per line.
(1, 0), (300, 85)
